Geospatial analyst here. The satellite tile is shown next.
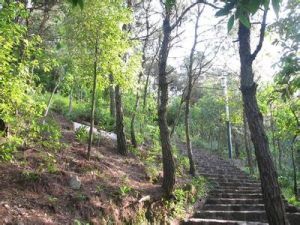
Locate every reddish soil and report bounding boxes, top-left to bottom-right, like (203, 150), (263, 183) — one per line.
(0, 114), (163, 225)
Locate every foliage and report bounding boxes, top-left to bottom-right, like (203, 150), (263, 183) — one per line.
(75, 126), (89, 144)
(215, 0), (280, 32)
(0, 136), (23, 161)
(118, 185), (133, 197)
(27, 119), (63, 151)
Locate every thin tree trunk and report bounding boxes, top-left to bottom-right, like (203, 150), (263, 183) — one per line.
(243, 110), (254, 175)
(44, 73), (62, 117)
(184, 7), (202, 176)
(185, 91), (196, 176)
(277, 139), (283, 171)
(170, 95), (184, 137)
(68, 89), (73, 114)
(238, 20), (288, 224)
(130, 91), (139, 148)
(291, 135), (298, 199)
(233, 131), (240, 159)
(109, 74), (116, 118)
(87, 41), (98, 160)
(142, 35), (161, 110)
(158, 13), (175, 196)
(115, 85), (127, 155)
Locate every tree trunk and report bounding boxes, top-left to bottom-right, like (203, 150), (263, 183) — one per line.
(243, 110), (254, 175)
(238, 22), (288, 225)
(277, 139), (283, 171)
(233, 132), (240, 159)
(109, 74), (116, 118)
(44, 73), (62, 117)
(185, 90), (196, 176)
(270, 104), (278, 168)
(130, 91), (139, 148)
(238, 21), (288, 225)
(170, 96), (184, 137)
(291, 135), (298, 199)
(87, 41), (98, 160)
(115, 85), (127, 155)
(158, 13), (175, 196)
(68, 89), (73, 114)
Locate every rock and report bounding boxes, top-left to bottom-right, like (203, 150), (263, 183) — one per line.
(69, 175), (81, 190)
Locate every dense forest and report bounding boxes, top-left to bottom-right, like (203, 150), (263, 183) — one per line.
(0, 0), (299, 224)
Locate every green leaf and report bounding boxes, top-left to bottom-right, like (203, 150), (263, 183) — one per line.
(272, 0), (280, 16)
(263, 0), (270, 9)
(227, 15), (235, 32)
(69, 0), (84, 9)
(215, 8), (230, 17)
(215, 1), (236, 17)
(239, 14), (251, 28)
(247, 0), (261, 14)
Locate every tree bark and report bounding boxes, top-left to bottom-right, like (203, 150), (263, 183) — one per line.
(109, 74), (116, 118)
(277, 139), (283, 171)
(130, 91), (139, 148)
(243, 109), (254, 175)
(238, 21), (288, 224)
(185, 87), (196, 176)
(291, 135), (298, 199)
(170, 95), (184, 137)
(233, 131), (240, 159)
(68, 89), (73, 114)
(115, 84), (127, 155)
(44, 72), (62, 118)
(270, 104), (278, 168)
(158, 12), (175, 196)
(87, 41), (98, 160)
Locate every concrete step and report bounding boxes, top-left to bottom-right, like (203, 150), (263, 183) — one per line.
(212, 186), (261, 191)
(206, 198), (263, 205)
(183, 218), (268, 225)
(208, 177), (257, 184)
(198, 173), (251, 180)
(209, 193), (263, 199)
(211, 189), (262, 194)
(203, 204), (265, 211)
(194, 210), (267, 222)
(194, 211), (300, 225)
(212, 181), (261, 188)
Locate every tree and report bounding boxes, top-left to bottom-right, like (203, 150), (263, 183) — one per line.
(215, 0), (289, 223)
(157, 0), (207, 196)
(65, 0), (138, 157)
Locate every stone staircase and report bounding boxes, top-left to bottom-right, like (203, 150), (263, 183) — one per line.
(183, 149), (300, 225)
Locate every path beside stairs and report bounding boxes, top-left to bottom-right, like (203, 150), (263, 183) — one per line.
(180, 146), (300, 225)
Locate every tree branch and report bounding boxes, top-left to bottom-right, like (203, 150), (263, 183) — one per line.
(251, 9), (268, 61)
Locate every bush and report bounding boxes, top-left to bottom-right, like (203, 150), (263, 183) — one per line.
(75, 126), (89, 144)
(0, 136), (23, 161)
(27, 118), (63, 151)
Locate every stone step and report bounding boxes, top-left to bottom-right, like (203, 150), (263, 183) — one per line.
(208, 177), (257, 184)
(199, 170), (249, 176)
(212, 186), (261, 191)
(194, 210), (267, 222)
(196, 164), (239, 170)
(194, 211), (300, 225)
(212, 181), (261, 188)
(206, 198), (263, 205)
(211, 189), (262, 194)
(203, 204), (265, 211)
(198, 173), (251, 180)
(209, 193), (263, 199)
(197, 167), (242, 172)
(183, 218), (268, 225)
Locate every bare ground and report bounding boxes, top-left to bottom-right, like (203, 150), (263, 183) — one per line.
(0, 114), (164, 225)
